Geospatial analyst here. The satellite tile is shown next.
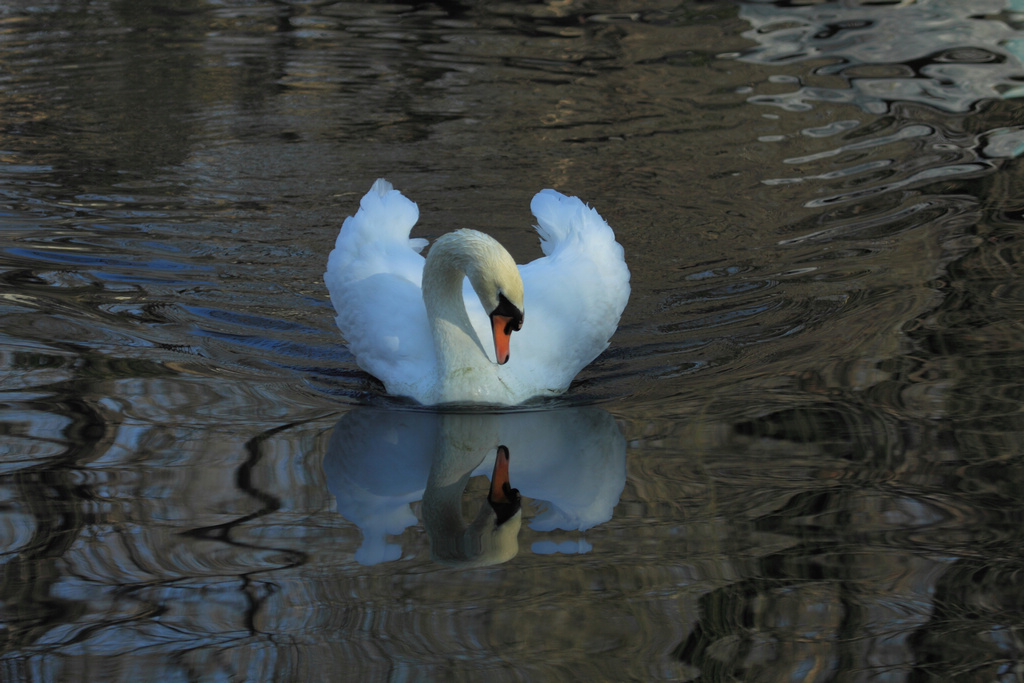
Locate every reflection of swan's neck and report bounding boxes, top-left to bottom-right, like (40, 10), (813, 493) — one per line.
(421, 418), (521, 567)
(422, 477), (521, 568)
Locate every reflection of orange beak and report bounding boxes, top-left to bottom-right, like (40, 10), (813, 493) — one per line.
(491, 314), (514, 365)
(488, 445), (521, 526)
(490, 445), (512, 502)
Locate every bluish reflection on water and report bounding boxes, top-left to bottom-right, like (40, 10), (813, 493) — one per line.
(325, 407), (625, 565)
(1, 0), (1024, 680)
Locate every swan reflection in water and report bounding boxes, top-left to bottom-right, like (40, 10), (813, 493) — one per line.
(323, 407), (626, 567)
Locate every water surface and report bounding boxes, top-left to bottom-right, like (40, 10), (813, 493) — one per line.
(2, 0), (1024, 680)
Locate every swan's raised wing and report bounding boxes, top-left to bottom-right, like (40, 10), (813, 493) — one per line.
(324, 180), (436, 397)
(498, 189), (630, 395)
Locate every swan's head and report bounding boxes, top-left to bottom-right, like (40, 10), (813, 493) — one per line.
(486, 290), (524, 366)
(446, 230), (524, 365)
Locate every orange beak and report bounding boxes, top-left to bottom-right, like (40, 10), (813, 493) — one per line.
(489, 293), (523, 365)
(491, 314), (514, 365)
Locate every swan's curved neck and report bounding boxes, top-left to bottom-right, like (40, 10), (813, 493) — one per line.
(421, 234), (492, 396)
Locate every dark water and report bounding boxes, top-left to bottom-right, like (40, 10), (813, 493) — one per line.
(2, 0), (1024, 680)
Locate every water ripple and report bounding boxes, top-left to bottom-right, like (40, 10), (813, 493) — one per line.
(0, 3), (1023, 679)
(736, 0), (1024, 114)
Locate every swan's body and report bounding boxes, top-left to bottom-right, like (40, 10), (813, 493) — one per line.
(324, 179), (630, 405)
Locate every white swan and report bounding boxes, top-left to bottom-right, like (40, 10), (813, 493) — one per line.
(324, 179), (630, 405)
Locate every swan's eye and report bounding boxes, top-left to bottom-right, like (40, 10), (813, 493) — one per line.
(493, 292), (524, 332)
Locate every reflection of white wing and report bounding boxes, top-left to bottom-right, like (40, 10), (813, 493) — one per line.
(498, 409), (626, 533)
(323, 409), (437, 565)
(323, 407), (626, 565)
